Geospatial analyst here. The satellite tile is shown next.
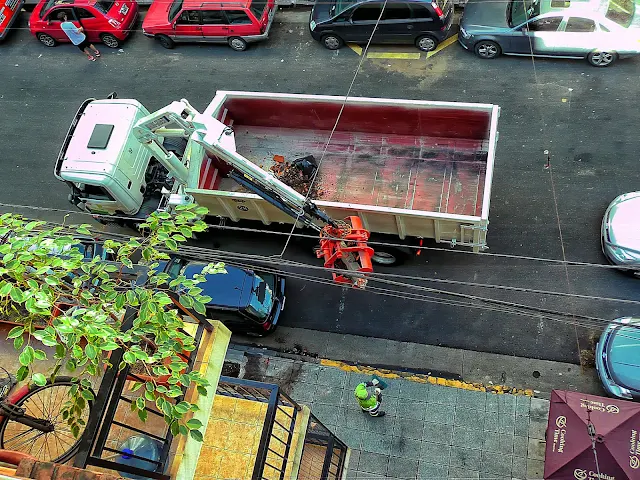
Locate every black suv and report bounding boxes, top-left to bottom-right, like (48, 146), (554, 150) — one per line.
(309, 0), (453, 51)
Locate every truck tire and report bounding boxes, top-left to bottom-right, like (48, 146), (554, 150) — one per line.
(37, 33), (57, 47)
(228, 37), (248, 51)
(157, 35), (174, 49)
(100, 33), (120, 48)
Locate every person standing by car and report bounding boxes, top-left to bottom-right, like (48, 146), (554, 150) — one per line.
(59, 12), (101, 61)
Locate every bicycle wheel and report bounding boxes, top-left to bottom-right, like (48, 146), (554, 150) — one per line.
(0, 376), (93, 463)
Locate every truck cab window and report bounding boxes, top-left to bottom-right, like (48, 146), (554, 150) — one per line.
(80, 184), (115, 201)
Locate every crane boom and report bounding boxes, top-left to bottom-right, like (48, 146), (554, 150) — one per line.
(131, 99), (374, 288)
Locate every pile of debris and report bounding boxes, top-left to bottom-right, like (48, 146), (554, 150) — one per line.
(270, 155), (324, 198)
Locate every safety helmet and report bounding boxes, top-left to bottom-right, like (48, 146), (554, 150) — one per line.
(354, 384), (369, 400)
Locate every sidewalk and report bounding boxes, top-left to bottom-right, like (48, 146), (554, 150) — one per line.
(234, 350), (551, 480)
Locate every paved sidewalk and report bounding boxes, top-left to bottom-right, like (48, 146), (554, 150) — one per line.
(236, 351), (551, 480)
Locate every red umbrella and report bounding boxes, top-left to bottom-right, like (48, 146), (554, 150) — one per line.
(544, 390), (640, 480)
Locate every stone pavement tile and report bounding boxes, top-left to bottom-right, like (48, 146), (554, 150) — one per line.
(345, 409), (370, 431)
(452, 426), (484, 450)
(380, 396), (399, 417)
(348, 449), (362, 471)
(478, 473), (511, 480)
(391, 436), (422, 460)
(312, 403), (340, 426)
(393, 416), (425, 440)
(348, 373), (377, 389)
(529, 398), (549, 422)
(398, 380), (431, 402)
(428, 385), (459, 406)
(358, 451), (390, 475)
(397, 400), (427, 421)
(512, 456), (527, 479)
(354, 470), (386, 480)
(526, 458), (544, 479)
(316, 366), (347, 388)
(449, 446), (482, 471)
(484, 412), (500, 433)
(527, 438), (546, 461)
(423, 421), (453, 446)
(481, 451), (512, 477)
(363, 414), (396, 436)
(515, 396), (531, 416)
(455, 407), (485, 429)
(387, 456), (419, 479)
(335, 426), (364, 450)
(315, 385), (343, 406)
(486, 394), (500, 413)
(483, 432), (514, 456)
(297, 363), (320, 384)
(513, 435), (528, 458)
(425, 402), (454, 425)
(380, 378), (404, 398)
(497, 395), (516, 416)
(362, 433), (394, 456)
(514, 415), (530, 437)
(448, 467), (479, 479)
(419, 461), (448, 479)
(528, 417), (546, 441)
(265, 357), (294, 377)
(289, 381), (318, 404)
(421, 441), (451, 466)
(498, 413), (515, 435)
(456, 390), (487, 411)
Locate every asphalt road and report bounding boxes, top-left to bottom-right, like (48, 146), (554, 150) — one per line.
(1, 8), (639, 364)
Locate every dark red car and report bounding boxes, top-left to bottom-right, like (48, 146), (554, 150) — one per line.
(142, 0), (275, 51)
(29, 0), (138, 48)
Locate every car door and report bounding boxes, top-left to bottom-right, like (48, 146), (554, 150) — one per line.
(559, 16), (599, 56)
(201, 9), (228, 42)
(347, 2), (383, 43)
(44, 7), (77, 41)
(374, 2), (414, 43)
(508, 15), (564, 55)
(74, 7), (101, 43)
(172, 9), (202, 41)
(222, 9), (257, 37)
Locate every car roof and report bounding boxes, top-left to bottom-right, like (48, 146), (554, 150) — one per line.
(183, 0), (250, 9)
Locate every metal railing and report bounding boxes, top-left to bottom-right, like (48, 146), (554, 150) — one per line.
(300, 415), (348, 480)
(216, 376), (302, 480)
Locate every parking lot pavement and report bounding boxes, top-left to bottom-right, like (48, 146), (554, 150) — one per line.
(1, 7), (639, 364)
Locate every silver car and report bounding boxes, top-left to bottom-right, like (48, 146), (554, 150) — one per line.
(459, 0), (640, 67)
(601, 192), (640, 276)
(595, 317), (640, 399)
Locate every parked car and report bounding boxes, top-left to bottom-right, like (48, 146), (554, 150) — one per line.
(29, 0), (138, 48)
(142, 0), (276, 51)
(601, 192), (640, 276)
(154, 257), (286, 336)
(309, 0), (453, 51)
(595, 317), (640, 400)
(0, 0), (25, 41)
(458, 0), (640, 66)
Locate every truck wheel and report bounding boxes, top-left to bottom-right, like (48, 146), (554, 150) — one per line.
(228, 37), (247, 51)
(321, 34), (343, 50)
(157, 35), (174, 49)
(37, 33), (57, 47)
(371, 251), (398, 266)
(415, 35), (438, 52)
(100, 33), (120, 48)
(474, 40), (501, 59)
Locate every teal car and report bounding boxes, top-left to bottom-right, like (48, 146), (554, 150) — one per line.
(595, 317), (640, 400)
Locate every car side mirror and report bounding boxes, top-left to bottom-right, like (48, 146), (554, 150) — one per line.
(172, 22), (177, 29)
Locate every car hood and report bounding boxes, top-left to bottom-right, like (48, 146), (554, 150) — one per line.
(143, 0), (171, 28)
(607, 194), (640, 255)
(608, 325), (640, 391)
(461, 0), (510, 29)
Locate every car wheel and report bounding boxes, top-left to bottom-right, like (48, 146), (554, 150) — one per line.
(228, 37), (247, 51)
(587, 50), (616, 67)
(156, 34), (174, 49)
(415, 35), (438, 52)
(37, 33), (57, 47)
(321, 34), (343, 50)
(474, 40), (501, 59)
(100, 33), (120, 48)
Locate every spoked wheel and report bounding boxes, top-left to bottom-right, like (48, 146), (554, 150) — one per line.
(0, 377), (92, 463)
(587, 50), (616, 67)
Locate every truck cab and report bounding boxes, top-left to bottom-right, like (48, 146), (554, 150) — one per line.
(55, 99), (160, 217)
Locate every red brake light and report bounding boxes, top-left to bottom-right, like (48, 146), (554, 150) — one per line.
(431, 1), (444, 18)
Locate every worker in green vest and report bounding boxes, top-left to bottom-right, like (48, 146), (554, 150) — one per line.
(354, 378), (385, 417)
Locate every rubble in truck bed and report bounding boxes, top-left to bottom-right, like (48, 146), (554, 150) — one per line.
(269, 158), (324, 199)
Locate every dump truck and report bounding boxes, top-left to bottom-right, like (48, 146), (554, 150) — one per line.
(55, 91), (500, 271)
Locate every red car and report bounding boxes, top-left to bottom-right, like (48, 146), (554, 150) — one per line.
(29, 0), (138, 48)
(0, 0), (25, 41)
(142, 0), (275, 51)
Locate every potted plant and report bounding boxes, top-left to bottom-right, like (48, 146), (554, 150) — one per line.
(0, 204), (225, 441)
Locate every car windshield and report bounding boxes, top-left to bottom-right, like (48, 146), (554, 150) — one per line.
(169, 0), (183, 20)
(246, 275), (273, 320)
(250, 0), (267, 18)
(508, 0), (540, 27)
(93, 0), (115, 13)
(334, 0), (357, 16)
(605, 0), (634, 27)
(39, 0), (56, 18)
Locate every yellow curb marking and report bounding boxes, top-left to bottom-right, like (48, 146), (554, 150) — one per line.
(320, 359), (534, 396)
(347, 43), (363, 55)
(426, 33), (458, 58)
(366, 52), (422, 59)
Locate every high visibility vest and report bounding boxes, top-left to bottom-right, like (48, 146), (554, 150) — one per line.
(354, 383), (377, 409)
